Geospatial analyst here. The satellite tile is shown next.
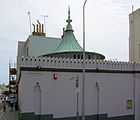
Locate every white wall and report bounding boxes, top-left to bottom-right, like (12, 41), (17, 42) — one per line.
(19, 70), (135, 118)
(135, 73), (140, 120)
(129, 8), (140, 62)
(17, 41), (26, 57)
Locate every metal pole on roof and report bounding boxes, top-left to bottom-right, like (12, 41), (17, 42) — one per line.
(42, 15), (48, 36)
(28, 11), (32, 35)
(82, 0), (87, 120)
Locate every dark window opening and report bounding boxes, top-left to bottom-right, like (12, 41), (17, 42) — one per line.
(77, 54), (80, 59)
(73, 54), (76, 59)
(88, 55), (90, 59)
(27, 47), (28, 56)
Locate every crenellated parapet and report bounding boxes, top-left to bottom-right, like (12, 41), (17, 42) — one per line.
(17, 56), (140, 72)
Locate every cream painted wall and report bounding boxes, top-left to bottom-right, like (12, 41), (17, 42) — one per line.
(18, 70), (136, 118)
(135, 74), (140, 120)
(129, 8), (140, 62)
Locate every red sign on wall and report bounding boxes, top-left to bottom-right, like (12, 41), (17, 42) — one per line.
(53, 73), (58, 80)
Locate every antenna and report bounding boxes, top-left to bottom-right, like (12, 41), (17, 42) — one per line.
(132, 6), (134, 12)
(28, 11), (32, 35)
(41, 15), (48, 36)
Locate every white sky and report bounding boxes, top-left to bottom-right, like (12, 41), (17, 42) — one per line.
(0, 0), (140, 84)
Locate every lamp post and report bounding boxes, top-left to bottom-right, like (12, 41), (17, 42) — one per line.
(82, 1), (87, 120)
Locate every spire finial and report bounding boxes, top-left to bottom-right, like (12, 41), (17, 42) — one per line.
(66, 6), (72, 24)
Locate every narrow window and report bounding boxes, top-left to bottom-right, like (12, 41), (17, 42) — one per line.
(81, 55), (83, 59)
(139, 44), (140, 58)
(77, 54), (80, 59)
(88, 55), (90, 59)
(73, 54), (76, 59)
(27, 47), (28, 56)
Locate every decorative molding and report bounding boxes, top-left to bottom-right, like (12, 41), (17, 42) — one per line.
(16, 56), (140, 80)
(17, 56), (140, 71)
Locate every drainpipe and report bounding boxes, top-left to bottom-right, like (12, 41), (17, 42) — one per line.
(131, 6), (136, 118)
(76, 78), (79, 120)
(133, 62), (136, 119)
(96, 82), (99, 120)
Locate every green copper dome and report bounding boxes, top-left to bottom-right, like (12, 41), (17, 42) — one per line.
(41, 7), (105, 60)
(53, 7), (83, 53)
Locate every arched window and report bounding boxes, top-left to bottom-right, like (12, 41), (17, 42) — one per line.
(34, 82), (41, 116)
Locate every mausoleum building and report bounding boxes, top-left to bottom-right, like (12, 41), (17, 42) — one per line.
(17, 8), (140, 120)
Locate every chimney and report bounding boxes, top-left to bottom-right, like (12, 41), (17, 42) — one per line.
(32, 24), (35, 32)
(37, 20), (41, 33)
(61, 27), (65, 38)
(63, 27), (65, 35)
(36, 24), (38, 33)
(39, 24), (41, 33)
(32, 20), (45, 36)
(42, 24), (44, 33)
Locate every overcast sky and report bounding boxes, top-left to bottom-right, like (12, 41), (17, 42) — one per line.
(0, 0), (140, 84)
